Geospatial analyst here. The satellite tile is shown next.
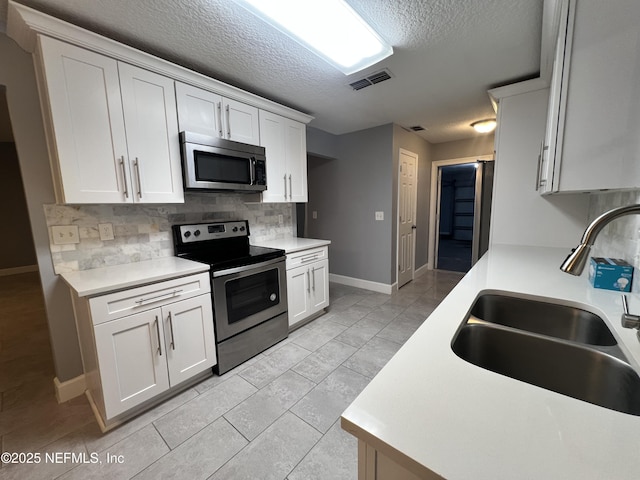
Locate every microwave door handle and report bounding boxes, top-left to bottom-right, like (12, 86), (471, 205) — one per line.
(250, 157), (256, 185)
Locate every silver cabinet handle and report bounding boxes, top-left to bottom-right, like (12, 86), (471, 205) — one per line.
(283, 174), (288, 200)
(535, 141), (543, 191)
(217, 102), (223, 137)
(306, 269), (311, 294)
(301, 254), (318, 263)
(311, 266), (316, 291)
(168, 312), (175, 350)
(119, 156), (129, 199)
(226, 104), (231, 138)
(154, 316), (162, 356)
(135, 289), (183, 305)
(250, 158), (256, 185)
(288, 174), (292, 200)
(134, 157), (143, 198)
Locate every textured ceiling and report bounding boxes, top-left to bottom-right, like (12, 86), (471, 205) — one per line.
(0, 0), (543, 143)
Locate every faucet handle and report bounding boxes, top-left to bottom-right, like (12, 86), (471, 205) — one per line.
(621, 295), (640, 329)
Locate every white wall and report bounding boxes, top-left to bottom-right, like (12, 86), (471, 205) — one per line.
(0, 33), (84, 381)
(490, 84), (589, 248)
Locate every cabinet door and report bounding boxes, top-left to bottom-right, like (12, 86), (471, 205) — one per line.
(119, 63), (184, 203)
(37, 36), (129, 204)
(259, 110), (288, 202)
(222, 98), (260, 145)
(285, 119), (308, 203)
(286, 264), (312, 328)
(539, 0), (571, 194)
(310, 259), (329, 313)
(164, 295), (216, 385)
(175, 82), (223, 137)
(94, 309), (169, 418)
(557, 0), (640, 191)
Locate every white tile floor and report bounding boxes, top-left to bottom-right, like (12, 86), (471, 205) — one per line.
(0, 270), (463, 480)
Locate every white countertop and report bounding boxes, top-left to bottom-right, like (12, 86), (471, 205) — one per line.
(60, 257), (209, 297)
(341, 244), (640, 479)
(251, 237), (331, 253)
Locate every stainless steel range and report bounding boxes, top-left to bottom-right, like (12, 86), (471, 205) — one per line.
(173, 220), (288, 374)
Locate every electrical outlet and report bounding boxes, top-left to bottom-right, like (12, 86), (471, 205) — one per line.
(51, 225), (80, 245)
(375, 211), (384, 221)
(312, 211), (317, 219)
(278, 214), (284, 225)
(98, 223), (115, 241)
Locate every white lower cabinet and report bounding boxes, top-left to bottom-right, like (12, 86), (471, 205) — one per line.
(285, 247), (329, 329)
(74, 272), (215, 429)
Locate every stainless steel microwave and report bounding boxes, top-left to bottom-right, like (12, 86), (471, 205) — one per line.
(180, 131), (267, 192)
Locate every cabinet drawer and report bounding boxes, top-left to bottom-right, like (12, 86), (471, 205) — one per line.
(89, 272), (211, 325)
(286, 246), (328, 270)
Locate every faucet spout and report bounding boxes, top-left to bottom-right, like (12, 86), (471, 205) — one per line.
(560, 204), (640, 275)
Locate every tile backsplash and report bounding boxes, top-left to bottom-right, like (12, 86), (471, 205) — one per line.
(45, 193), (293, 274)
(588, 190), (640, 293)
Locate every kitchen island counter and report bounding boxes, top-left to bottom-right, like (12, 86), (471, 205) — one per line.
(341, 244), (640, 479)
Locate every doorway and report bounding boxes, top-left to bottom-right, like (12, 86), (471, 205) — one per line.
(428, 156), (494, 273)
(397, 148), (418, 288)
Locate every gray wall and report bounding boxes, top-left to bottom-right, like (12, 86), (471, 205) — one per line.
(392, 126), (433, 274)
(0, 33), (83, 381)
(0, 141), (37, 269)
(431, 135), (495, 161)
(307, 124), (432, 286)
(307, 124), (394, 284)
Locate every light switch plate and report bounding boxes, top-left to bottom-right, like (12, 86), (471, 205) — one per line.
(51, 225), (80, 245)
(278, 214), (284, 225)
(312, 211), (317, 219)
(375, 211), (384, 221)
(98, 223), (115, 241)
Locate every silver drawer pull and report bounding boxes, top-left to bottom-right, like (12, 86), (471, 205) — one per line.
(306, 269), (311, 294)
(135, 289), (183, 305)
(301, 255), (318, 263)
(311, 266), (316, 291)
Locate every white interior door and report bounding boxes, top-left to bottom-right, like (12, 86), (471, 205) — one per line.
(397, 149), (418, 288)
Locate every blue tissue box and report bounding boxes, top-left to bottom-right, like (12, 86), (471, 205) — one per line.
(588, 257), (633, 292)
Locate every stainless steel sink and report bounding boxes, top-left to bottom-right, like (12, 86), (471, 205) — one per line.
(452, 323), (640, 416)
(469, 293), (617, 346)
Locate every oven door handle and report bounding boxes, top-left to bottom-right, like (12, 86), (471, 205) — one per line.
(212, 256), (284, 278)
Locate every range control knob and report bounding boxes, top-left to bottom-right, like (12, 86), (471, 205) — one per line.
(240, 226), (246, 232)
(194, 229), (201, 237)
(232, 227), (238, 232)
(184, 231), (191, 238)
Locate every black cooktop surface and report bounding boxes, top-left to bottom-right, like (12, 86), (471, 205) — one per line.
(180, 244), (284, 271)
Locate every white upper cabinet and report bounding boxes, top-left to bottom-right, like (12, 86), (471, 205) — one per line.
(541, 0), (640, 193)
(223, 98), (260, 146)
(36, 35), (183, 204)
(176, 82), (260, 146)
(37, 35), (129, 204)
(119, 63), (183, 203)
(259, 110), (308, 203)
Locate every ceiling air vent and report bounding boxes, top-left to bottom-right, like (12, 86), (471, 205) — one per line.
(409, 125), (426, 132)
(348, 68), (393, 91)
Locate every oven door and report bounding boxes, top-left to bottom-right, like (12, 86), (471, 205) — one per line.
(212, 257), (287, 341)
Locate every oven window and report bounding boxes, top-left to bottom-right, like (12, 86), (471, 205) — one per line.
(194, 150), (250, 184)
(225, 268), (280, 324)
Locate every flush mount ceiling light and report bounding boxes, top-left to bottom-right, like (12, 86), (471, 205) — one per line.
(471, 119), (497, 133)
(232, 0), (393, 75)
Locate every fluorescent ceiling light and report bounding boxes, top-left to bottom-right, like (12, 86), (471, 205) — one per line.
(232, 0), (393, 75)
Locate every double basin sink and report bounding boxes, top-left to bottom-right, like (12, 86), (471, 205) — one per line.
(452, 293), (640, 416)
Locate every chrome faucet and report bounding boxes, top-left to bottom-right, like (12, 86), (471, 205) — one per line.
(560, 204), (640, 275)
(622, 295), (640, 340)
